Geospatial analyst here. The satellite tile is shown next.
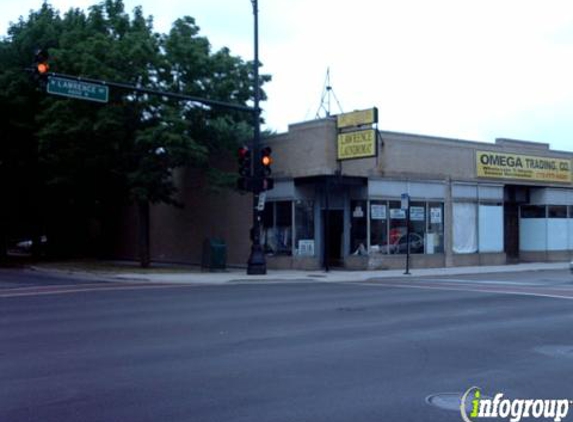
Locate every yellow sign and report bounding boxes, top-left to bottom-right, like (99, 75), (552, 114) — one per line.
(476, 151), (572, 183)
(338, 129), (377, 160)
(337, 108), (378, 129)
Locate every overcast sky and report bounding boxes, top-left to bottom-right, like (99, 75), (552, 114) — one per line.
(2, 0), (573, 151)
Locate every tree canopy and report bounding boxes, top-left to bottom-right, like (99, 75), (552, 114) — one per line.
(0, 0), (270, 259)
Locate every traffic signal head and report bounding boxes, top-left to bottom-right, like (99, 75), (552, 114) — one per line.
(237, 146), (252, 192)
(238, 146), (251, 176)
(33, 48), (50, 85)
(261, 146), (272, 176)
(260, 146), (274, 191)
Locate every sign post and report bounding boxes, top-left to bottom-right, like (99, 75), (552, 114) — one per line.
(401, 193), (411, 275)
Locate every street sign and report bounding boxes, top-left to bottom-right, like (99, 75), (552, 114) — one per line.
(256, 192), (266, 211)
(401, 193), (410, 210)
(47, 76), (109, 103)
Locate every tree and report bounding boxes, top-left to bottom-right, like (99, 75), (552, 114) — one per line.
(0, 0), (270, 266)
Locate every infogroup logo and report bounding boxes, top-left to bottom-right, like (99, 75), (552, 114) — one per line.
(460, 386), (571, 422)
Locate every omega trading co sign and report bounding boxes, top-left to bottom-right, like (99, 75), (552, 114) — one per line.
(47, 76), (109, 103)
(476, 151), (572, 183)
(336, 107), (378, 161)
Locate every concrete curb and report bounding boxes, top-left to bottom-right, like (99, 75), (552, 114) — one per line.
(27, 261), (571, 285)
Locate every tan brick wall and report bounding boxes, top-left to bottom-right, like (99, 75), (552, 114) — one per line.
(148, 167), (252, 266)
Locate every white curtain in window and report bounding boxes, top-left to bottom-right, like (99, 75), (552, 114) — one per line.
(453, 202), (478, 254)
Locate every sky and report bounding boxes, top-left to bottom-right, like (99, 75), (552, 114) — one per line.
(2, 0), (573, 151)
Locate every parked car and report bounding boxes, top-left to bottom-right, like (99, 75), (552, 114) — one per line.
(11, 236), (48, 254)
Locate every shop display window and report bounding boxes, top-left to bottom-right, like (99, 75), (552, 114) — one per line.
(521, 205), (546, 218)
(453, 202), (477, 254)
(262, 201), (292, 255)
(368, 200), (444, 255)
(548, 205), (567, 218)
(427, 202), (444, 254)
(350, 201), (367, 255)
(295, 200), (315, 256)
(408, 202), (426, 254)
(369, 201), (388, 254)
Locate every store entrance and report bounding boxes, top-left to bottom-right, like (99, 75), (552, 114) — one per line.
(504, 185), (529, 262)
(504, 203), (519, 262)
(323, 210), (344, 269)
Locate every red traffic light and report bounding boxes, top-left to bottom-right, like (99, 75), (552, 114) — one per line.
(37, 62), (49, 74)
(238, 145), (251, 179)
(238, 146), (250, 159)
(33, 49), (50, 83)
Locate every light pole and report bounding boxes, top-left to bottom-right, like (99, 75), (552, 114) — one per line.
(247, 0), (266, 274)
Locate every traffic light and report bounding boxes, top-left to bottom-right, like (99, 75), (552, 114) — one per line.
(33, 48), (50, 87)
(260, 146), (274, 191)
(237, 146), (252, 191)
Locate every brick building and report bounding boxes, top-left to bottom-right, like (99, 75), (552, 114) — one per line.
(118, 114), (573, 270)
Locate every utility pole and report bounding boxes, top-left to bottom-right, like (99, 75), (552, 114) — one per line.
(246, 0), (267, 274)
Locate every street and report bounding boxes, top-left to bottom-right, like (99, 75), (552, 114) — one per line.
(2, 269), (573, 422)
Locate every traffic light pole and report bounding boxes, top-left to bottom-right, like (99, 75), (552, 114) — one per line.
(246, 0), (267, 275)
(29, 70), (254, 113)
(29, 4), (268, 275)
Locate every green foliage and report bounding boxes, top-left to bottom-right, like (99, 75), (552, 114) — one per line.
(0, 0), (271, 255)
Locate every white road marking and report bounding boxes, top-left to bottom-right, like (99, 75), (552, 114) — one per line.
(0, 283), (193, 298)
(350, 281), (573, 301)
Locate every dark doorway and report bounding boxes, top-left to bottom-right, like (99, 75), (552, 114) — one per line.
(323, 210), (344, 269)
(504, 203), (519, 262)
(504, 185), (528, 262)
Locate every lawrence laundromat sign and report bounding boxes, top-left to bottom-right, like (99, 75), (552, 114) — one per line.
(336, 107), (378, 160)
(476, 151), (572, 183)
(337, 129), (377, 160)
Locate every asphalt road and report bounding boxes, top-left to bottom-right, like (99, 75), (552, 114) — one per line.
(2, 269), (573, 422)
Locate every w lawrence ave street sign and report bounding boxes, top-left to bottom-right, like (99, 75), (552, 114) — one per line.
(47, 76), (109, 103)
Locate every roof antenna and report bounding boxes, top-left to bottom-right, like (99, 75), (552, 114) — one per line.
(316, 67), (343, 118)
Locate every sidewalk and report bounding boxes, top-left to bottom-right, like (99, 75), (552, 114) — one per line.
(29, 261), (571, 285)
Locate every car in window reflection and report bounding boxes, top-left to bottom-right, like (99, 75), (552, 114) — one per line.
(390, 233), (424, 254)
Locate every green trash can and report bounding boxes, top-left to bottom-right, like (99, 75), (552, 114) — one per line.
(201, 237), (227, 271)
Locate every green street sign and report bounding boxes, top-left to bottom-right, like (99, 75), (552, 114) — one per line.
(47, 76), (109, 103)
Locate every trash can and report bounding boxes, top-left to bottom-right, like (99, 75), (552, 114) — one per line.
(201, 237), (227, 271)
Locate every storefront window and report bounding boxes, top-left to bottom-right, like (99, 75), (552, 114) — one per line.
(295, 200), (315, 256)
(368, 200), (445, 255)
(350, 201), (367, 255)
(408, 202), (426, 254)
(453, 202), (477, 254)
(262, 201), (292, 255)
(478, 203), (503, 252)
(521, 205), (546, 218)
(370, 200), (388, 254)
(520, 205), (547, 251)
(389, 201), (408, 254)
(548, 206), (567, 218)
(428, 202), (444, 254)
(548, 205), (568, 250)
